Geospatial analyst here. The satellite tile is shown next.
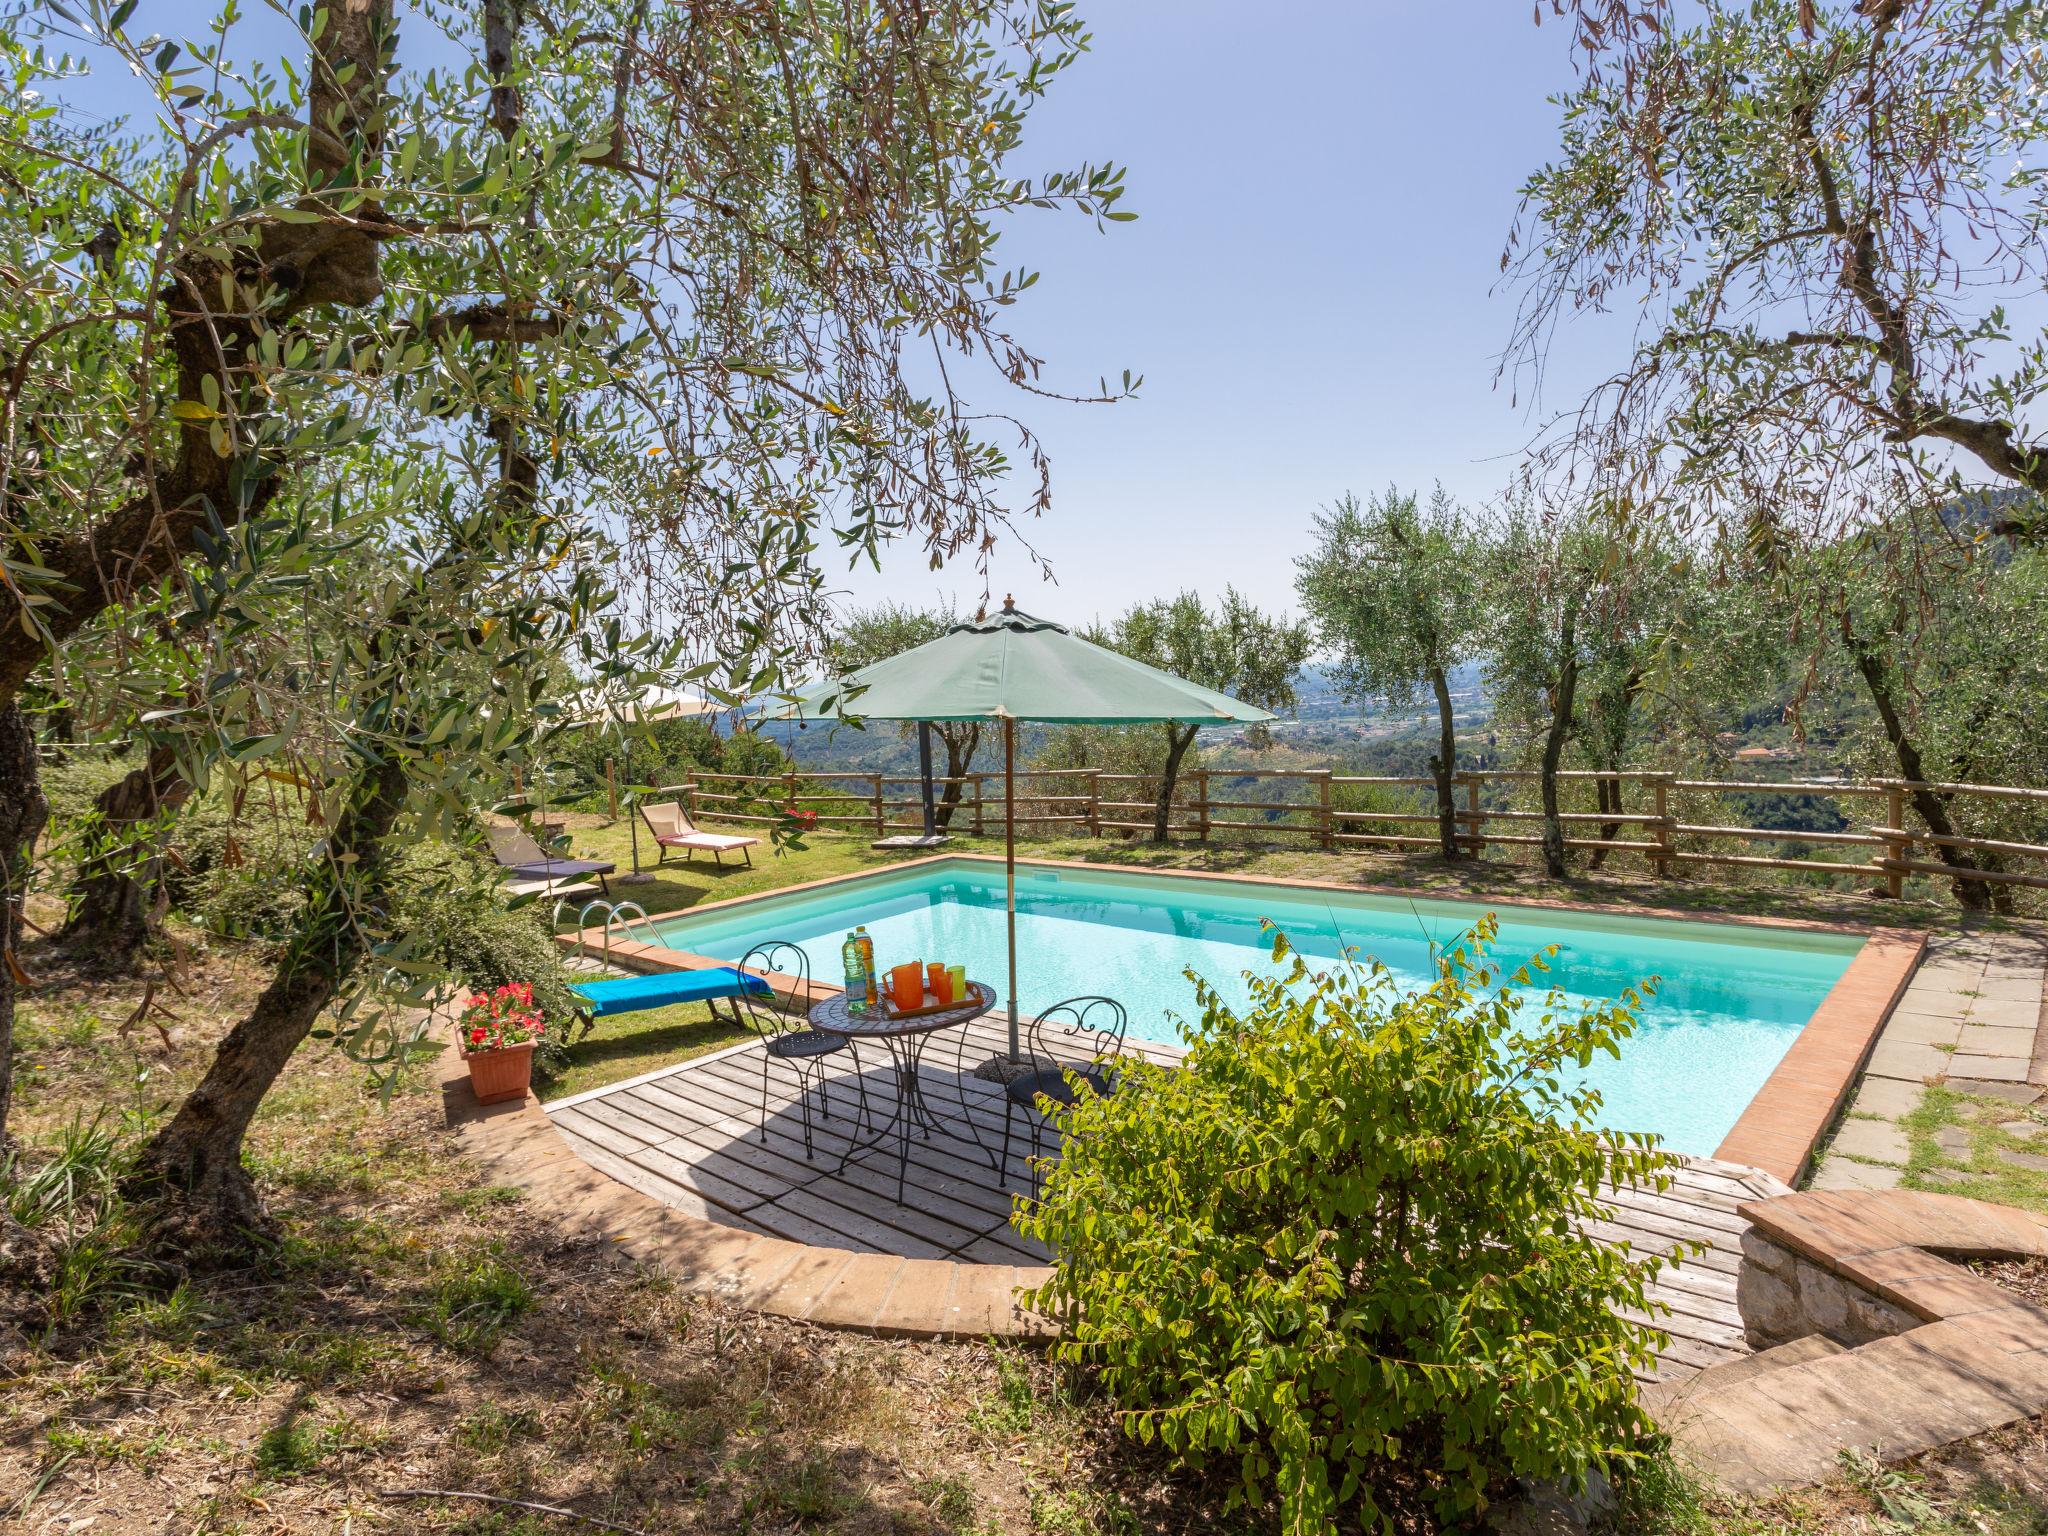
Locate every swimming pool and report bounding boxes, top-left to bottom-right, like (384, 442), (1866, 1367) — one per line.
(653, 857), (1865, 1157)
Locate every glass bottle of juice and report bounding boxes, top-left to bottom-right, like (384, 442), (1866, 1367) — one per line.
(854, 927), (878, 1010)
(841, 930), (869, 1014)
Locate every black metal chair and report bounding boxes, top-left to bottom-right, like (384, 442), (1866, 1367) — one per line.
(1001, 996), (1129, 1193)
(735, 941), (871, 1160)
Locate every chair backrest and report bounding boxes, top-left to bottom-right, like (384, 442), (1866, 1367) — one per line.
(734, 941), (811, 1037)
(1027, 995), (1128, 1067)
(639, 799), (695, 840)
(486, 823), (550, 867)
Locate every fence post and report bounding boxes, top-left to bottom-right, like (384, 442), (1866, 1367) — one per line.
(1086, 770), (1102, 837)
(872, 772), (885, 836)
(1651, 772), (1673, 877)
(686, 778), (701, 821)
(1883, 786), (1906, 899)
(604, 757), (619, 821)
(1462, 773), (1485, 858)
(1196, 769), (1211, 843)
(1317, 769), (1334, 850)
(972, 773), (985, 837)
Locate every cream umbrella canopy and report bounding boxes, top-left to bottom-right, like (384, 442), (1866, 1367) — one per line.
(786, 599), (1276, 1058)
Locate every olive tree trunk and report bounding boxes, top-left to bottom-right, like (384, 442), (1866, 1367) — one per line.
(1152, 723), (1199, 844)
(130, 753), (410, 1253)
(1427, 664), (1460, 860)
(1848, 641), (1993, 912)
(934, 722), (979, 831)
(61, 743), (191, 964)
(0, 706), (50, 1144)
(1539, 607), (1581, 880)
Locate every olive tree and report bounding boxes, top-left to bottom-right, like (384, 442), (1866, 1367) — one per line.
(1296, 486), (1484, 859)
(1509, 0), (2048, 545)
(1090, 591), (1310, 843)
(1482, 501), (1686, 877)
(1764, 505), (2032, 911)
(2, 0), (1128, 1222)
(829, 603), (980, 829)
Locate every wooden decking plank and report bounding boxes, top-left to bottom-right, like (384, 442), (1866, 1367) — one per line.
(647, 1080), (1033, 1211)
(662, 1120), (1001, 1254)
(1580, 1223), (1740, 1279)
(606, 1135), (784, 1221)
(640, 1062), (1039, 1199)
(1582, 1201), (1746, 1260)
(681, 1058), (1044, 1194)
(553, 1104), (661, 1158)
(552, 1128), (750, 1229)
(649, 1105), (1014, 1242)
(958, 1228), (1050, 1265)
(1602, 1185), (1748, 1236)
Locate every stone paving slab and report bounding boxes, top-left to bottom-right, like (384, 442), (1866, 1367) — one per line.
(1668, 1189), (2048, 1494)
(1807, 925), (2048, 1200)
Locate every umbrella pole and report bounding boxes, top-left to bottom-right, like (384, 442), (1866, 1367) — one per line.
(1005, 716), (1019, 1061)
(626, 736), (641, 875)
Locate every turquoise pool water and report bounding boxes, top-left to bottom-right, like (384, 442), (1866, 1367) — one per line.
(654, 859), (1862, 1156)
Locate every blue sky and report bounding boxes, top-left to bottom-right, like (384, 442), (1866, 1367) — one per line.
(863, 3), (1624, 627)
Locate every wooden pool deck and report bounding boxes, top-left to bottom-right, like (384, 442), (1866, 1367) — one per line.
(544, 1014), (1785, 1382)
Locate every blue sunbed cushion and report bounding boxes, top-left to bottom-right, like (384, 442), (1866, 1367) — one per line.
(569, 967), (770, 1019)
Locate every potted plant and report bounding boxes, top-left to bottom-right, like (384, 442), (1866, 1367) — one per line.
(457, 982), (546, 1105)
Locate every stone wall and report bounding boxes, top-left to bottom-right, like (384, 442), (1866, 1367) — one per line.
(1737, 1229), (1920, 1350)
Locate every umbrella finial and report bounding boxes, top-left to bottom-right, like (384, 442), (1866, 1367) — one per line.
(1002, 593), (1015, 612)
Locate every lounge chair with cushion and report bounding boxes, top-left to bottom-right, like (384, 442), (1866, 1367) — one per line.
(486, 823), (616, 896)
(566, 965), (771, 1041)
(639, 800), (761, 868)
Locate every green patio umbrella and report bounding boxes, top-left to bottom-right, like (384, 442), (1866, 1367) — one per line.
(786, 599), (1276, 1059)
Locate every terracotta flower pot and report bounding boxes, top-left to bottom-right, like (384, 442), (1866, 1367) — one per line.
(462, 1039), (537, 1105)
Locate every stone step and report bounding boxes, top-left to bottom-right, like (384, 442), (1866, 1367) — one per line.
(1643, 1333), (1845, 1423)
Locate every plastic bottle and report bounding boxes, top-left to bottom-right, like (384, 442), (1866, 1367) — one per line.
(842, 930), (869, 1014)
(854, 926), (878, 1010)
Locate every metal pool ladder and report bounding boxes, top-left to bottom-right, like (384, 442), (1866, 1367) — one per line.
(558, 898), (667, 967)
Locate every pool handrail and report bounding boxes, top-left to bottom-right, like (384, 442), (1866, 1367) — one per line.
(565, 898), (669, 967)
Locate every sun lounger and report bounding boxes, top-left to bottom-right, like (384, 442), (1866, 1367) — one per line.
(485, 824), (615, 895)
(638, 800), (760, 868)
(502, 874), (600, 904)
(566, 966), (771, 1039)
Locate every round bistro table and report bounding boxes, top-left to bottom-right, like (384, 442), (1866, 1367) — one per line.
(809, 981), (996, 1203)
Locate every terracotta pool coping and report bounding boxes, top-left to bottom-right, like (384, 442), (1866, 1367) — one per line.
(561, 852), (1927, 1186)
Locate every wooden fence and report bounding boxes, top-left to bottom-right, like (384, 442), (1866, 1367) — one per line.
(650, 766), (2048, 896)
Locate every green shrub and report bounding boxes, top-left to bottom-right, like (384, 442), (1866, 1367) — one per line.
(1017, 917), (1677, 1535)
(385, 842), (583, 1054)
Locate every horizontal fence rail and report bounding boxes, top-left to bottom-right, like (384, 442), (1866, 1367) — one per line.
(605, 763), (2048, 898)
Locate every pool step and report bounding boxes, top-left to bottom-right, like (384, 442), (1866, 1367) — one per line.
(1642, 1333), (1845, 1423)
